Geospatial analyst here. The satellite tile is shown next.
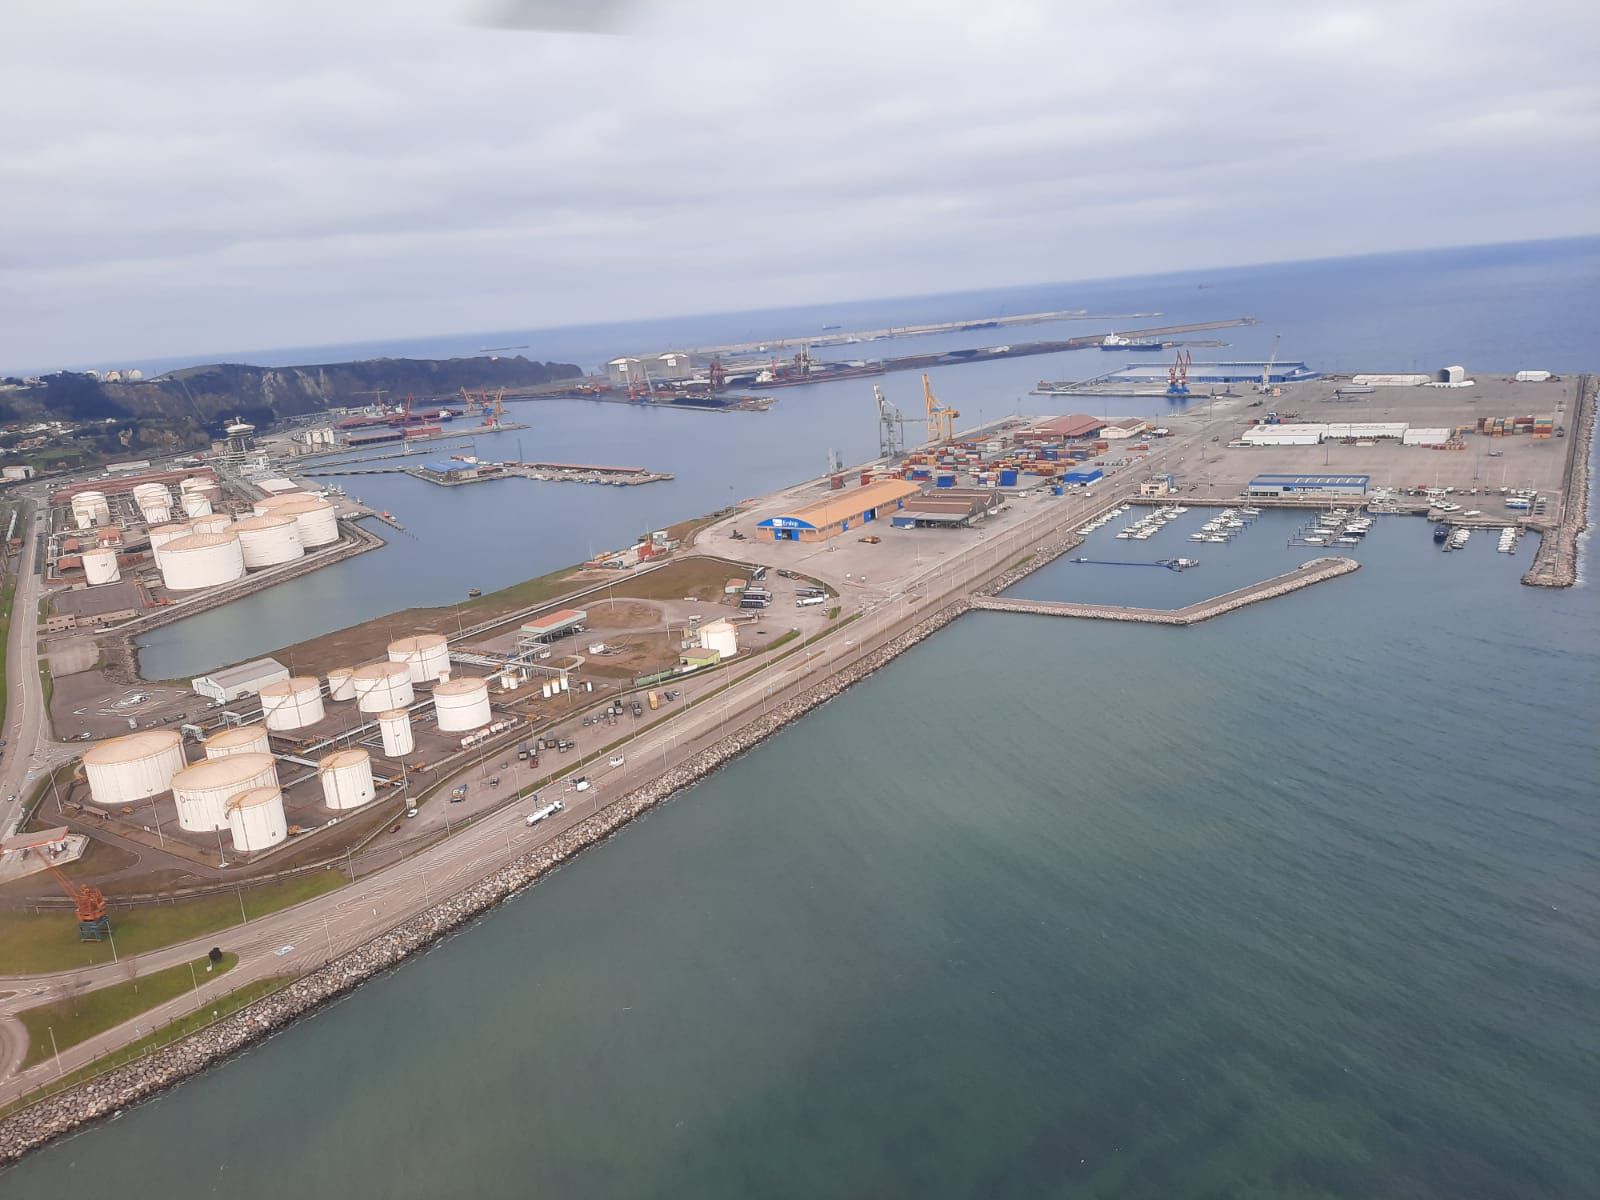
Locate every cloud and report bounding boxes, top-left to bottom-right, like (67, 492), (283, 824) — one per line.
(1, 0), (1597, 369)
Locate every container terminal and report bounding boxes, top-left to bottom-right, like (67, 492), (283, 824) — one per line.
(0, 352), (1590, 1121)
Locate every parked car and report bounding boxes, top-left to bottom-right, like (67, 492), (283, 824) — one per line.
(608, 753), (625, 768)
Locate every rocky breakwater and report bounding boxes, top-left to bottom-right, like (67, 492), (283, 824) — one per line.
(0, 598), (982, 1164)
(0, 502), (1107, 1165)
(1523, 372), (1594, 589)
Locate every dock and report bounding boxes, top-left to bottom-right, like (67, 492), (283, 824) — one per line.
(972, 556), (1359, 625)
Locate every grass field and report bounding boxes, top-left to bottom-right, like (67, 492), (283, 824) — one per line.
(0, 869), (344, 974)
(18, 952), (239, 1068)
(0, 973), (291, 1119)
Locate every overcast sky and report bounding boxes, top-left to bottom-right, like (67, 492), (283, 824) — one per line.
(3, 0), (1597, 370)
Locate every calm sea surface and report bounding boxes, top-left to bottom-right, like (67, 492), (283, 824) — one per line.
(12, 242), (1597, 1197)
(134, 237), (1600, 679)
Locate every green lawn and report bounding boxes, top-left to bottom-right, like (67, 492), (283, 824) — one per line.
(0, 869), (345, 975)
(18, 952), (239, 1068)
(0, 974), (292, 1118)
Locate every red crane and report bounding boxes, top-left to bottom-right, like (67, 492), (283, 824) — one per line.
(41, 856), (112, 941)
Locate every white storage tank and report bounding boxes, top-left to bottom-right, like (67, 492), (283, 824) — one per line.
(272, 495), (339, 547)
(181, 493), (214, 519)
(258, 676), (325, 731)
(160, 531), (246, 590)
(180, 476), (221, 503)
(204, 723), (273, 759)
(378, 708), (414, 757)
(326, 667), (357, 701)
(226, 785), (288, 852)
(187, 513), (232, 536)
(81, 546), (121, 585)
(387, 633), (451, 684)
(133, 483), (172, 526)
(71, 490), (111, 529)
(319, 748), (376, 810)
(138, 498), (172, 525)
(353, 661), (414, 713)
(83, 730), (187, 806)
(148, 522), (192, 566)
(233, 514), (304, 569)
(433, 677), (492, 732)
(252, 492), (312, 517)
(171, 752), (278, 832)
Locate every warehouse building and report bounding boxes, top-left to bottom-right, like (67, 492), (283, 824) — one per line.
(757, 479), (921, 542)
(1246, 474), (1370, 499)
(890, 489), (1003, 530)
(192, 657), (291, 703)
(1098, 417), (1151, 440)
(1015, 414), (1105, 444)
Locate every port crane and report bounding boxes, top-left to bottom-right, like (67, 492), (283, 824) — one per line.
(1166, 349), (1191, 399)
(921, 373), (959, 445)
(40, 855), (112, 941)
(481, 387), (505, 429)
(1257, 335), (1281, 393)
(872, 384), (907, 459)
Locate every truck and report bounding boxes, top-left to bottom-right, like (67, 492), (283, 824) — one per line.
(796, 594), (827, 607)
(525, 798), (564, 826)
(648, 691), (660, 710)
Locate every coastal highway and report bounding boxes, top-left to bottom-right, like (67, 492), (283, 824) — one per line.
(0, 428), (1208, 1104)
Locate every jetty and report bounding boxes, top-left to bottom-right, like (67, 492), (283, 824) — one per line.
(972, 556), (1360, 626)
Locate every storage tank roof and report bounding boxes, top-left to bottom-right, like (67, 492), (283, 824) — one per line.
(353, 661), (409, 680)
(150, 522), (193, 538)
(256, 493), (313, 509)
(234, 513), (297, 531)
(388, 634), (448, 653)
(434, 677), (488, 696)
(165, 531), (238, 551)
(83, 730), (183, 764)
(320, 748), (370, 770)
(205, 724), (269, 749)
(259, 676), (321, 697)
(271, 496), (334, 513)
(378, 708), (410, 721)
(226, 785), (280, 811)
(172, 753), (275, 787)
(327, 666), (355, 678)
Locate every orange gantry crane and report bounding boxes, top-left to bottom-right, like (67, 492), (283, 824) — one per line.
(481, 387), (505, 428)
(41, 857), (112, 941)
(922, 373), (959, 445)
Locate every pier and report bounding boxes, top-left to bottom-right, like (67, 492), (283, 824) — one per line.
(972, 556), (1360, 625)
(301, 460), (672, 487)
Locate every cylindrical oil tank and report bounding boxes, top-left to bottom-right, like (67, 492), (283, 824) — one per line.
(233, 514), (304, 569)
(148, 522), (192, 566)
(319, 748), (375, 810)
(180, 476), (221, 504)
(353, 661), (414, 713)
(226, 786), (288, 852)
(187, 513), (232, 536)
(160, 531), (245, 590)
(252, 492), (312, 517)
(171, 752), (278, 832)
(71, 490), (111, 529)
(433, 677), (492, 732)
(378, 708), (414, 757)
(81, 546), (121, 585)
(203, 723), (272, 759)
(387, 633), (450, 684)
(83, 730), (186, 806)
(271, 496), (339, 547)
(326, 667), (356, 702)
(138, 498), (172, 525)
(258, 676), (325, 731)
(181, 493), (214, 519)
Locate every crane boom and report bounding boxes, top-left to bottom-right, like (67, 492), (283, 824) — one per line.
(41, 857), (112, 940)
(921, 373), (959, 445)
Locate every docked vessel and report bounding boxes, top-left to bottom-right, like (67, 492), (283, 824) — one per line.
(1433, 525), (1449, 544)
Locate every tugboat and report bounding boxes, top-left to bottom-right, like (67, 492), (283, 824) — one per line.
(1433, 525), (1449, 545)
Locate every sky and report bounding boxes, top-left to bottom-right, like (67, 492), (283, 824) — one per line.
(3, 0), (1597, 371)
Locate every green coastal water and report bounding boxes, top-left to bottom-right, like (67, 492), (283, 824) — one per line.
(11, 514), (1597, 1197)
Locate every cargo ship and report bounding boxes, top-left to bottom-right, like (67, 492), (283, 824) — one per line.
(1101, 335), (1166, 351)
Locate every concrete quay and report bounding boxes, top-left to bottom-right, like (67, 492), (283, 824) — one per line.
(1522, 373), (1593, 588)
(972, 556), (1360, 626)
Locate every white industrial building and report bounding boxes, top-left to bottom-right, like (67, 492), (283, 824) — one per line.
(1350, 374), (1428, 387)
(83, 730), (187, 806)
(605, 351), (694, 389)
(1241, 422), (1409, 447)
(192, 657), (290, 703)
(1402, 428), (1453, 446)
